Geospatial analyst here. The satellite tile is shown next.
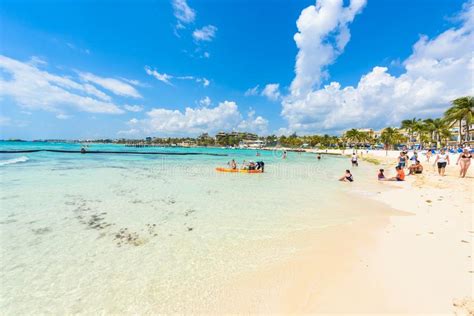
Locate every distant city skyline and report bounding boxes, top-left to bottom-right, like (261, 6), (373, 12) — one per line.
(0, 0), (473, 139)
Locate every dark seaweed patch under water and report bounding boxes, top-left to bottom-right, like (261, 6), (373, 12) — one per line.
(64, 195), (194, 248)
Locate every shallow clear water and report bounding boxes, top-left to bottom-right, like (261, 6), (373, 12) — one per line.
(0, 141), (382, 313)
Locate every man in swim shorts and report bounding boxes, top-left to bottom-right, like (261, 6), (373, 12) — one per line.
(433, 149), (450, 176)
(256, 161), (265, 172)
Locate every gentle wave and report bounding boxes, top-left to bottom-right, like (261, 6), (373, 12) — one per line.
(0, 156), (29, 166)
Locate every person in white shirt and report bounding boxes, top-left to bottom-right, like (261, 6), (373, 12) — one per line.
(433, 149), (450, 176)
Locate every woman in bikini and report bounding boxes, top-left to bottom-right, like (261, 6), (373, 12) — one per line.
(456, 148), (472, 178)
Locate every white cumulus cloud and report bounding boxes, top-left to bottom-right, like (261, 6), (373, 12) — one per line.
(193, 25), (217, 42)
(245, 85), (260, 96)
(238, 110), (269, 134)
(125, 101), (267, 136)
(79, 72), (141, 98)
(56, 113), (72, 120)
(199, 96), (211, 106)
(144, 66), (173, 85)
(123, 104), (144, 112)
(145, 66), (209, 87)
(172, 0), (196, 25)
(261, 83), (281, 101)
(0, 55), (124, 114)
(282, 0), (474, 133)
(290, 0), (366, 97)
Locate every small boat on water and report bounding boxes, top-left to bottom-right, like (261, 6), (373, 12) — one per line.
(215, 167), (263, 174)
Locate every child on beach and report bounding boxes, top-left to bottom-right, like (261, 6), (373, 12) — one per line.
(378, 169), (386, 180)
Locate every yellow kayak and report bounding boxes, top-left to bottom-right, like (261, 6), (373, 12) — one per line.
(215, 167), (263, 173)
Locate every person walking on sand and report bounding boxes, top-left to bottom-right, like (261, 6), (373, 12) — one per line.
(456, 148), (472, 178)
(433, 148), (450, 176)
(426, 149), (432, 162)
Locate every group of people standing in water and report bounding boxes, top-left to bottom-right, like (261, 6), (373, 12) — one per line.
(340, 146), (472, 182)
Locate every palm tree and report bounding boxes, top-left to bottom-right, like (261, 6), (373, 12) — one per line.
(430, 118), (450, 148)
(380, 127), (404, 156)
(344, 129), (361, 148)
(422, 119), (435, 147)
(444, 96), (474, 144)
(401, 117), (421, 145)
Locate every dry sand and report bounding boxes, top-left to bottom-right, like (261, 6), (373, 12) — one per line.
(209, 149), (473, 314)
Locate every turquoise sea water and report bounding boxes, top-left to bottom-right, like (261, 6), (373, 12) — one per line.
(0, 141), (383, 313)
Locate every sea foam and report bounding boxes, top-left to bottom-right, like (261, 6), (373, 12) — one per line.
(0, 156), (29, 166)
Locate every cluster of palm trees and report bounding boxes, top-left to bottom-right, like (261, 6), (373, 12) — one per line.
(343, 96), (473, 151)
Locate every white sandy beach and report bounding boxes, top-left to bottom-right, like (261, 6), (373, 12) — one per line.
(203, 149), (474, 314)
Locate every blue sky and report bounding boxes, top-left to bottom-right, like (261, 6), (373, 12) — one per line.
(0, 0), (472, 139)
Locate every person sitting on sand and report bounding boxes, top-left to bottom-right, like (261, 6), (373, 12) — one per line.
(378, 169), (386, 180)
(433, 149), (450, 176)
(408, 160), (423, 175)
(241, 160), (248, 170)
(456, 148), (472, 178)
(388, 166), (405, 181)
(248, 161), (256, 170)
(339, 170), (353, 182)
(228, 159), (237, 170)
(256, 161), (265, 172)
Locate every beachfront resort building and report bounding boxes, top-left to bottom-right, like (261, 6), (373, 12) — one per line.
(215, 131), (258, 142)
(239, 139), (265, 148)
(448, 122), (474, 146)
